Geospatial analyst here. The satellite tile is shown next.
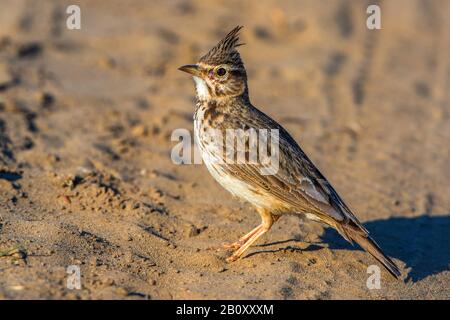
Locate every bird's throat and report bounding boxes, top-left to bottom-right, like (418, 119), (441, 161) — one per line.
(193, 76), (210, 101)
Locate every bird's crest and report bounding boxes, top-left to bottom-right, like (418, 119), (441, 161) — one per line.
(199, 26), (245, 68)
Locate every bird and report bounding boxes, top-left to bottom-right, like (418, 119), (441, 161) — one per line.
(178, 26), (401, 279)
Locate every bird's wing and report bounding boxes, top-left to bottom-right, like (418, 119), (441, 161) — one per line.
(223, 106), (368, 235)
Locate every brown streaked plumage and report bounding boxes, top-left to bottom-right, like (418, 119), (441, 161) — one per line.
(179, 26), (401, 279)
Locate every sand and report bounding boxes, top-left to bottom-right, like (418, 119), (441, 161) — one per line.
(0, 0), (449, 299)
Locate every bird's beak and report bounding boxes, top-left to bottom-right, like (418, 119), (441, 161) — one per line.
(178, 64), (201, 77)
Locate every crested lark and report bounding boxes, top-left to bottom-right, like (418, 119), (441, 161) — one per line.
(179, 26), (400, 279)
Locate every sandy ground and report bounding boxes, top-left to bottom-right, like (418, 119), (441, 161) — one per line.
(0, 0), (449, 299)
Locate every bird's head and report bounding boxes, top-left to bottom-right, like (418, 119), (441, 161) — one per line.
(179, 26), (248, 101)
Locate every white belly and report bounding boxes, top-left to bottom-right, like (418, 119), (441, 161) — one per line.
(204, 161), (276, 209)
(194, 110), (275, 209)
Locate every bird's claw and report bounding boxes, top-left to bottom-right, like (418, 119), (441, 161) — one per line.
(222, 240), (244, 251)
(226, 254), (239, 263)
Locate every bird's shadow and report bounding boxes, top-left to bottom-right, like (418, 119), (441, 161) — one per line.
(250, 215), (450, 282)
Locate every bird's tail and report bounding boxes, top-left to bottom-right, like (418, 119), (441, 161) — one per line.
(339, 222), (401, 279)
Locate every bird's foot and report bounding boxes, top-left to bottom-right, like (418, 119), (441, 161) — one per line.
(225, 253), (240, 263)
(222, 240), (244, 251)
(222, 225), (263, 252)
(208, 240), (244, 252)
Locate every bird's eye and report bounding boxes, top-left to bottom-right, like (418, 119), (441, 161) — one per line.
(216, 67), (227, 77)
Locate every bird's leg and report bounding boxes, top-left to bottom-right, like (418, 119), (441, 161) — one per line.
(222, 224), (263, 250)
(226, 226), (267, 262)
(226, 209), (279, 262)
